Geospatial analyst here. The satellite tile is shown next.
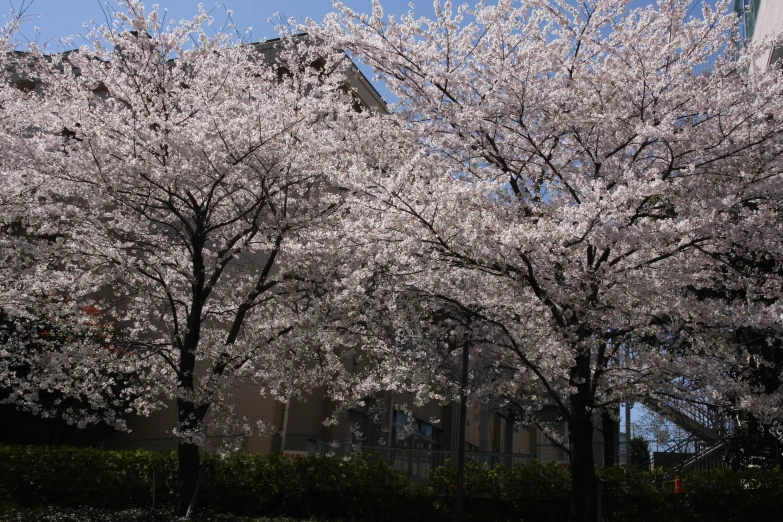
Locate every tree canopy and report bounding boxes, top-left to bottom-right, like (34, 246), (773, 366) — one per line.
(311, 1), (783, 520)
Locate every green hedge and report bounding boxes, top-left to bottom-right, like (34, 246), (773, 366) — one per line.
(600, 466), (783, 522)
(428, 460), (571, 522)
(0, 445), (430, 521)
(210, 452), (414, 520)
(2, 444), (782, 522)
(428, 460), (783, 522)
(0, 445), (177, 510)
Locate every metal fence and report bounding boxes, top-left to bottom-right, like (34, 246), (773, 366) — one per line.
(532, 436), (734, 474)
(359, 446), (535, 482)
(535, 441), (634, 468)
(108, 433), (731, 479)
(108, 434), (247, 454)
(677, 441), (728, 473)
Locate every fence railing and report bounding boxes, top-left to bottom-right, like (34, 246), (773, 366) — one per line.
(677, 441), (728, 474)
(107, 433), (731, 479)
(359, 446), (535, 482)
(535, 441), (644, 469)
(108, 434), (247, 454)
(668, 398), (734, 437)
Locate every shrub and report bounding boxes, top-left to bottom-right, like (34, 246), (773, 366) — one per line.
(503, 462), (571, 522)
(0, 445), (417, 521)
(211, 453), (411, 521)
(429, 460), (570, 522)
(682, 467), (783, 522)
(0, 445), (177, 510)
(599, 466), (783, 522)
(2, 443), (782, 522)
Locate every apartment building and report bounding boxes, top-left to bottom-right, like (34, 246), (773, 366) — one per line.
(735, 0), (783, 70)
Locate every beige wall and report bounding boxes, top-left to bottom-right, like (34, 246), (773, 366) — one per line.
(109, 388), (615, 469)
(442, 401), (535, 454)
(107, 402), (179, 452)
(105, 387), (284, 455)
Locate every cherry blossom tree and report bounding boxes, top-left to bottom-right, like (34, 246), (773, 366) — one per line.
(313, 1), (783, 520)
(1, 10), (35, 312)
(3, 1), (359, 514)
(3, 16), (138, 430)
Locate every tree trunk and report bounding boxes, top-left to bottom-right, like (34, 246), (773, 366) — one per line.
(569, 415), (597, 522)
(176, 440), (201, 517)
(175, 394), (205, 516)
(177, 279), (203, 517)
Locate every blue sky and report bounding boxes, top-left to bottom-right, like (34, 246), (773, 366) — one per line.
(8, 0), (724, 50)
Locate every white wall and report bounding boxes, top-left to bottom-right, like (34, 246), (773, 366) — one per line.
(751, 0), (783, 70)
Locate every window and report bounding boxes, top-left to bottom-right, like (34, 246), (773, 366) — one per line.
(347, 407), (373, 445)
(392, 411), (442, 450)
(769, 45), (783, 67)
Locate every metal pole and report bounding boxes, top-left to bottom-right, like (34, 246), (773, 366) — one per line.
(625, 401), (632, 466)
(280, 359), (295, 454)
(454, 341), (469, 522)
(625, 342), (632, 466)
(388, 392), (396, 448)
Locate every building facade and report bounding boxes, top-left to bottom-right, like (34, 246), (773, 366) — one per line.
(735, 0), (783, 70)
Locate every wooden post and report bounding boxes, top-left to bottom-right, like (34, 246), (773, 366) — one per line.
(151, 470), (156, 507)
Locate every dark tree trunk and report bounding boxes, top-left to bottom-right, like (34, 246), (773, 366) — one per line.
(176, 440), (200, 516)
(174, 394), (209, 516)
(569, 415), (597, 522)
(568, 346), (598, 522)
(176, 254), (204, 517)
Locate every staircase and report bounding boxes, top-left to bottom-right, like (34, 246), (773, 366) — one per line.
(676, 440), (728, 473)
(644, 396), (727, 443)
(644, 395), (733, 472)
